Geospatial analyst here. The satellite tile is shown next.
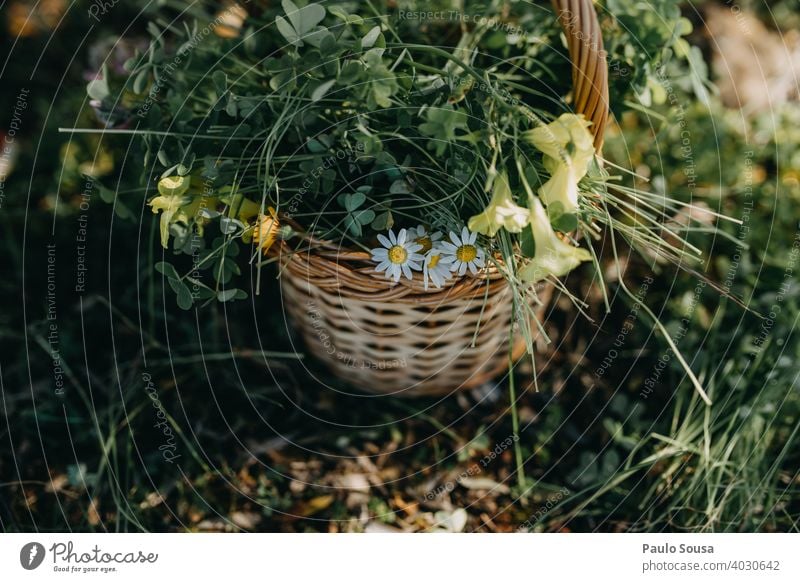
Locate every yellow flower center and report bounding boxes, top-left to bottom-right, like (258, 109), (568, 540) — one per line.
(388, 245), (408, 264)
(456, 245), (477, 263)
(428, 254), (441, 268)
(415, 235), (433, 253)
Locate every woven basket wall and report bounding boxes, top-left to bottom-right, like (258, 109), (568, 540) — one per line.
(275, 0), (609, 397)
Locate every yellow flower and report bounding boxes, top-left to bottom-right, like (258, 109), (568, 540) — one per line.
(253, 207), (280, 255)
(467, 172), (529, 236)
(518, 196), (591, 283)
(149, 194), (191, 248)
(157, 175), (191, 197)
(232, 196), (262, 222)
(150, 174), (213, 248)
(525, 113), (594, 215)
(218, 188), (264, 222)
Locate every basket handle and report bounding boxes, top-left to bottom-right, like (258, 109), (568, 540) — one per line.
(552, 0), (609, 151)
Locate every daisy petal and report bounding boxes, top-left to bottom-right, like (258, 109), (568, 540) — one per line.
(377, 234), (391, 248)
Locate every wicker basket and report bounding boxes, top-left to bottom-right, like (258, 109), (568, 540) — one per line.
(274, 0), (609, 397)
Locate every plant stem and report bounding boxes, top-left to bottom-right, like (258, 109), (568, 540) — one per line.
(508, 329), (528, 493)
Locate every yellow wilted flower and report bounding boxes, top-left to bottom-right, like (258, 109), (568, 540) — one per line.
(149, 175), (208, 248)
(468, 171), (529, 236)
(519, 196), (591, 283)
(525, 113), (594, 215)
(149, 193), (191, 248)
(253, 207), (280, 255)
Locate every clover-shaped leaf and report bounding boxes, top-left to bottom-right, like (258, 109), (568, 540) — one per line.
(344, 208), (375, 237)
(275, 0), (326, 47)
(340, 191), (366, 212)
(419, 105), (469, 156)
(337, 190), (375, 236)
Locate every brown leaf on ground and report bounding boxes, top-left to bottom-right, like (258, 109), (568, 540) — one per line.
(294, 495), (335, 517)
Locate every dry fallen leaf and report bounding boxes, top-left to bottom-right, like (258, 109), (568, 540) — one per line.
(431, 508), (468, 532)
(230, 511), (262, 530)
(138, 491), (165, 509)
(459, 477), (510, 494)
(295, 495), (335, 517)
(337, 473), (370, 493)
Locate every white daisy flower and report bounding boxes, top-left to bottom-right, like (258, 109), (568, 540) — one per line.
(439, 226), (486, 276)
(422, 251), (451, 290)
(370, 228), (424, 282)
(408, 224), (443, 254)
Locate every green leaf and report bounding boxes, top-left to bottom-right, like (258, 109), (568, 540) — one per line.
(166, 276), (184, 295)
(87, 78), (110, 101)
(225, 96), (238, 117)
(389, 180), (410, 194)
(132, 68), (149, 94)
(155, 262), (179, 279)
(319, 32), (337, 54)
(344, 215), (362, 237)
(275, 15), (298, 45)
(310, 79), (336, 102)
(328, 6), (349, 21)
(147, 22), (162, 39)
(551, 212), (578, 233)
(339, 61), (361, 83)
(212, 70), (227, 94)
(193, 286), (215, 300)
(418, 105), (468, 156)
(176, 284), (194, 310)
(361, 26), (381, 49)
(344, 192), (365, 211)
(123, 57), (138, 73)
(354, 209), (375, 224)
(371, 211), (393, 231)
(520, 225), (536, 258)
(217, 288), (238, 302)
(276, 0), (326, 47)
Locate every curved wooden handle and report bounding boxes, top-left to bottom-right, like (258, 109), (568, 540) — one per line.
(552, 0), (609, 151)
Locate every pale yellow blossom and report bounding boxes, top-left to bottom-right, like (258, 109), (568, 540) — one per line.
(518, 196), (591, 283)
(157, 175), (191, 197)
(467, 172), (529, 236)
(525, 113), (594, 215)
(149, 194), (192, 248)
